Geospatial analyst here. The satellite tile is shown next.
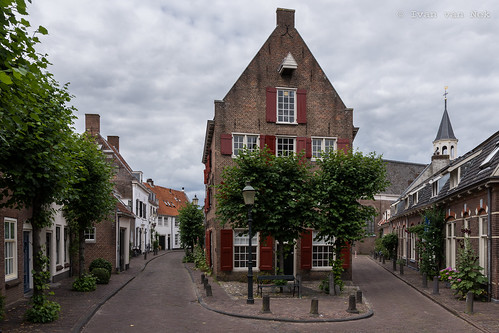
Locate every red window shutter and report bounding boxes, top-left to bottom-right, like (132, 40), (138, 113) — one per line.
(220, 133), (232, 155)
(300, 230), (312, 270)
(205, 230), (212, 267)
(220, 229), (233, 271)
(259, 235), (273, 271)
(341, 242), (351, 270)
(306, 138), (312, 158)
(337, 138), (350, 154)
(296, 89), (307, 124)
(263, 135), (276, 155)
(266, 87), (277, 123)
(296, 137), (306, 155)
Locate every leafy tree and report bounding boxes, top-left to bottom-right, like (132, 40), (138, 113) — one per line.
(313, 148), (388, 274)
(63, 134), (116, 278)
(178, 201), (204, 254)
(0, 0), (75, 321)
(451, 237), (487, 298)
(381, 233), (398, 260)
(216, 148), (315, 272)
(408, 206), (446, 278)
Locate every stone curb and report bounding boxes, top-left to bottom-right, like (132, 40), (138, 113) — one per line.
(184, 264), (374, 323)
(370, 257), (490, 333)
(72, 250), (178, 333)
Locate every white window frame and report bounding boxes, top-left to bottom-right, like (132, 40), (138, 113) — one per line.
(479, 216), (488, 276)
(276, 136), (296, 156)
(4, 218), (17, 281)
(232, 133), (260, 157)
(84, 227), (96, 243)
(233, 230), (259, 271)
(312, 230), (335, 270)
(311, 137), (336, 160)
(449, 168), (460, 189)
(276, 88), (297, 124)
(446, 222), (456, 268)
(56, 225), (61, 265)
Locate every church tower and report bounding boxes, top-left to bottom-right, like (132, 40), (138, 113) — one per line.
(433, 87), (458, 160)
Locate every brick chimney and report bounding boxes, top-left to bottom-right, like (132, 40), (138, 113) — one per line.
(107, 136), (119, 152)
(276, 8), (295, 28)
(85, 114), (100, 136)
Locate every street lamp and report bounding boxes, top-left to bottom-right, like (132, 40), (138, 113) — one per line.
(242, 181), (256, 304)
(192, 194), (199, 206)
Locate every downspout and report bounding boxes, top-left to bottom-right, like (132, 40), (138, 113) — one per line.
(117, 210), (121, 272)
(487, 186), (492, 301)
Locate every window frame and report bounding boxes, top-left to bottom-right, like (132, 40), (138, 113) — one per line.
(233, 229), (259, 271)
(4, 218), (17, 281)
(311, 137), (336, 161)
(311, 230), (335, 270)
(276, 88), (297, 124)
(84, 227), (96, 243)
(276, 136), (296, 157)
(479, 216), (488, 276)
(232, 133), (260, 157)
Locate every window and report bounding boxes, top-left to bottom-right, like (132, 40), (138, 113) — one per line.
(233, 134), (259, 156)
(312, 138), (336, 160)
(85, 227), (96, 243)
(446, 222), (456, 268)
(276, 137), (295, 156)
(411, 191), (419, 206)
(312, 231), (334, 268)
(174, 218), (179, 227)
(56, 226), (61, 265)
(480, 143), (499, 168)
(365, 217), (375, 236)
(4, 218), (17, 281)
(479, 217), (488, 276)
(64, 227), (69, 263)
(175, 234), (179, 246)
(449, 169), (459, 189)
(431, 174), (449, 197)
(409, 231), (416, 260)
(233, 231), (258, 269)
(277, 89), (296, 123)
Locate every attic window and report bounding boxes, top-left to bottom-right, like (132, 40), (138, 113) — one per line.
(480, 142), (499, 169)
(278, 52), (298, 75)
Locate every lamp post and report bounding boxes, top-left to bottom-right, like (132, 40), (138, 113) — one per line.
(242, 182), (256, 304)
(192, 194), (199, 206)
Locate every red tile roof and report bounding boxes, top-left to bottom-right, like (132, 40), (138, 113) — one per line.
(143, 183), (188, 217)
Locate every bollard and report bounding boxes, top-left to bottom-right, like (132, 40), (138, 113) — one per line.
(346, 294), (359, 313)
(203, 278), (209, 288)
(466, 292), (474, 314)
(392, 259), (397, 271)
(422, 273), (428, 288)
(144, 251), (147, 260)
(329, 274), (335, 296)
(356, 290), (363, 304)
(379, 254), (382, 262)
(262, 295), (271, 313)
(432, 277), (439, 295)
(399, 263), (404, 275)
(310, 298), (319, 315)
(205, 284), (212, 297)
(297, 274), (302, 298)
(382, 255), (386, 264)
(201, 274), (205, 284)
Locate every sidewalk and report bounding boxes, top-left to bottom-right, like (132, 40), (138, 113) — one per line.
(1, 250), (174, 333)
(369, 256), (499, 333)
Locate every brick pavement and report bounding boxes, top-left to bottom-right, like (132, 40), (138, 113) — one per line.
(370, 256), (499, 333)
(2, 252), (497, 332)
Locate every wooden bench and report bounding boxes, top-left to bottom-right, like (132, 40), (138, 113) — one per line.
(257, 275), (300, 297)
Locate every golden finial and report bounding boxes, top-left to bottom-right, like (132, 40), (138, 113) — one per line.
(443, 86), (448, 100)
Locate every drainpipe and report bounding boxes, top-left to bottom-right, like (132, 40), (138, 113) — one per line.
(487, 186), (492, 301)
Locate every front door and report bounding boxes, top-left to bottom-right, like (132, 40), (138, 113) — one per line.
(23, 231), (31, 293)
(119, 228), (126, 271)
(283, 246), (294, 275)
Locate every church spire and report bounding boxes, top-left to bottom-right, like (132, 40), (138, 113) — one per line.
(433, 87), (458, 159)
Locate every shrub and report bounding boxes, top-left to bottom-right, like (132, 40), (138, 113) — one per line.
(451, 238), (487, 298)
(92, 267), (111, 284)
(89, 258), (112, 275)
(25, 300), (61, 323)
(73, 273), (97, 292)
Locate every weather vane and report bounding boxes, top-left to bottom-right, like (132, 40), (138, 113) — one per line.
(443, 86), (448, 100)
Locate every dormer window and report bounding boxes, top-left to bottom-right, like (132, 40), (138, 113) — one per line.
(277, 89), (296, 123)
(480, 142), (499, 169)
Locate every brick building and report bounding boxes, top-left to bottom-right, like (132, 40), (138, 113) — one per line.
(202, 8), (358, 281)
(384, 99), (499, 302)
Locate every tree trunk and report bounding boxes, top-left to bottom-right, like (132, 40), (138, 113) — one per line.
(31, 198), (44, 299)
(78, 227), (86, 278)
(278, 241), (284, 274)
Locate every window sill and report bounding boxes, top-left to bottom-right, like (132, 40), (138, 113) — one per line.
(5, 278), (21, 289)
(233, 268), (260, 272)
(311, 267), (333, 271)
(276, 122), (298, 126)
(85, 240), (96, 244)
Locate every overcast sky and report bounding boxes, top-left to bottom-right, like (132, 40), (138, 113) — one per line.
(27, 0), (499, 203)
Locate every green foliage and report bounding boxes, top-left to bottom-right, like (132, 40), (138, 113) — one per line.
(178, 201), (204, 253)
(26, 251), (60, 323)
(408, 206), (446, 278)
(25, 300), (61, 323)
(89, 258), (113, 276)
(72, 273), (97, 292)
(331, 257), (345, 291)
(438, 267), (458, 282)
(216, 148), (315, 272)
(451, 238), (487, 298)
(91, 268), (111, 284)
(319, 276), (330, 294)
(381, 233), (398, 259)
(182, 252), (195, 263)
(193, 244), (211, 274)
(0, 295), (5, 321)
(374, 237), (389, 257)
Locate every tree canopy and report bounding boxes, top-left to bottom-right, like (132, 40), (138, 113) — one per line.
(178, 201), (204, 253)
